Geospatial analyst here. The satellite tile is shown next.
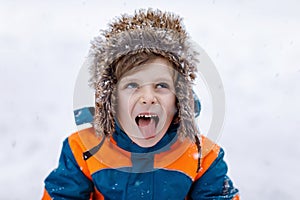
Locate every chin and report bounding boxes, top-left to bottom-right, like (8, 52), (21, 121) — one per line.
(131, 134), (163, 148)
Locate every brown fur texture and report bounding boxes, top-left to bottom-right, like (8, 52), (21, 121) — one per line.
(88, 8), (200, 141)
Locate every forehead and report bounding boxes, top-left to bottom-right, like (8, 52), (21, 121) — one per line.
(121, 58), (175, 79)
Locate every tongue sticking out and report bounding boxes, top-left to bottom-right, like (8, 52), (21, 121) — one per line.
(137, 118), (157, 139)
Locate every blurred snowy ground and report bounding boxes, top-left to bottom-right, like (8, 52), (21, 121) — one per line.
(1, 0), (300, 199)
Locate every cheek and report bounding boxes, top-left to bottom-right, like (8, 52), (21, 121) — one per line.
(116, 92), (135, 117)
(116, 92), (126, 119)
(164, 94), (177, 114)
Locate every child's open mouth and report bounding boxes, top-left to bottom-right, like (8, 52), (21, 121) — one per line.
(135, 114), (159, 139)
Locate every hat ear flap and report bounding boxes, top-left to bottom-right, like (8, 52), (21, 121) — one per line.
(193, 90), (201, 118)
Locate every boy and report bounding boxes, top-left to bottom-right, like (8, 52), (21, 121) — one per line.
(42, 9), (239, 199)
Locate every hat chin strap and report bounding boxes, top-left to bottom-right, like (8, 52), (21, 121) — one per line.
(194, 135), (201, 173)
(83, 136), (105, 161)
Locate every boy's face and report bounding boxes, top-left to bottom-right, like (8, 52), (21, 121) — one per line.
(116, 58), (177, 148)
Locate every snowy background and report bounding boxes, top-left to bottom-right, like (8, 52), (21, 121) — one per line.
(1, 0), (300, 199)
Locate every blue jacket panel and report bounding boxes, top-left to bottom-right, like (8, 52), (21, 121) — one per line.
(44, 139), (94, 199)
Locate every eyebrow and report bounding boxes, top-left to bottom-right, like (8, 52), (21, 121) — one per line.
(118, 76), (174, 89)
(153, 77), (173, 83)
(120, 76), (173, 83)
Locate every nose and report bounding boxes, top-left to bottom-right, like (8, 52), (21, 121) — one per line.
(139, 85), (157, 105)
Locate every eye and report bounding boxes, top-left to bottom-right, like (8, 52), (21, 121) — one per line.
(156, 82), (169, 89)
(124, 82), (139, 89)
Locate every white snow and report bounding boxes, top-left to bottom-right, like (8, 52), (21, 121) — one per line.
(1, 0), (300, 199)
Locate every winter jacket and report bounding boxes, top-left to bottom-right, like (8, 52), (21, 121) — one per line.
(42, 124), (239, 199)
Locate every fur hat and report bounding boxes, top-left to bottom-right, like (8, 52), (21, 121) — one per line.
(88, 8), (200, 141)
